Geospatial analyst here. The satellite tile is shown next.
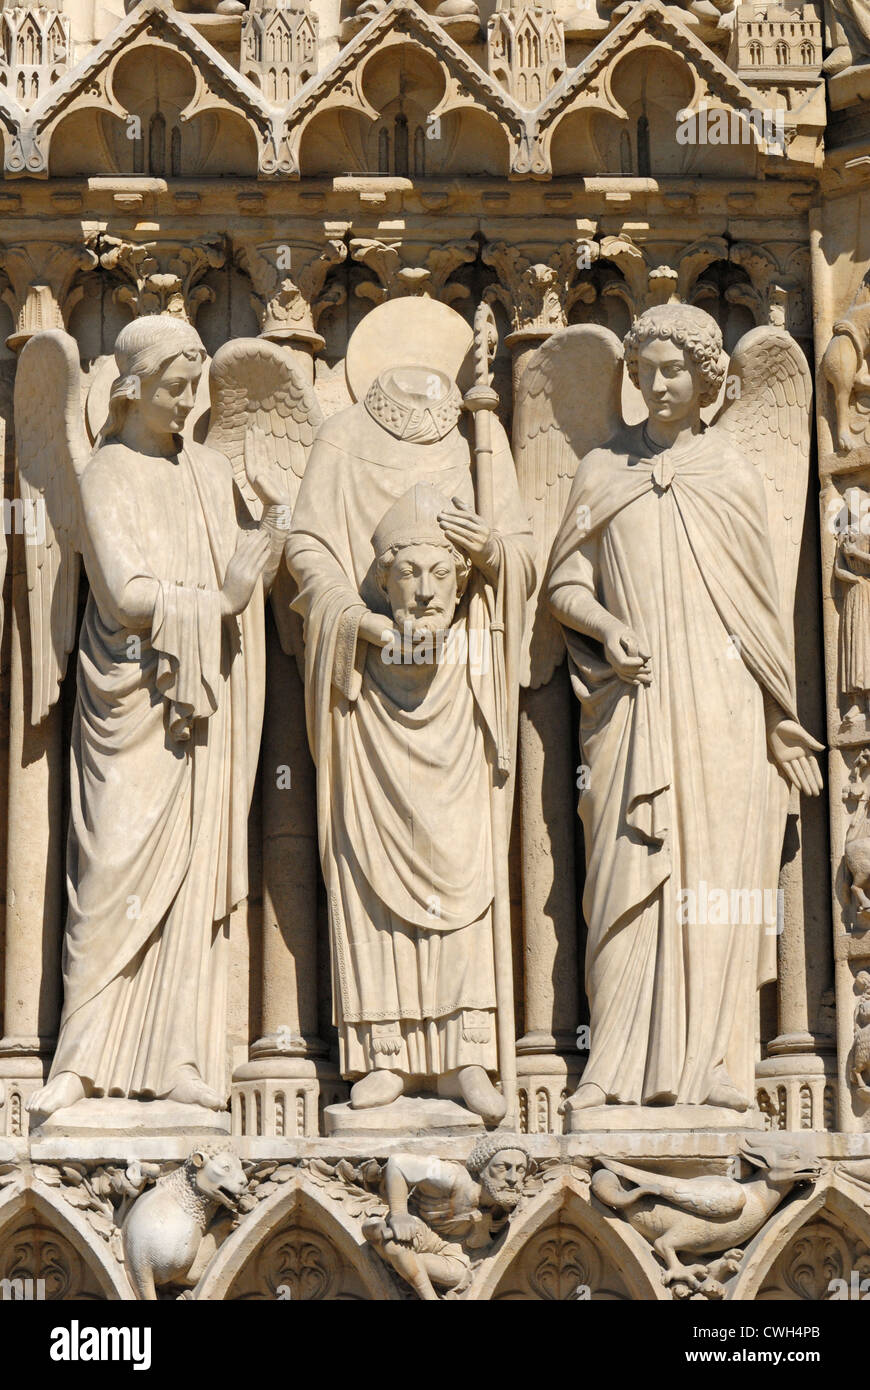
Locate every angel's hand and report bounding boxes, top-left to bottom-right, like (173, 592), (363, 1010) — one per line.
(768, 719), (824, 796)
(438, 497), (499, 580)
(603, 622), (652, 686)
(244, 425), (291, 508)
(221, 529), (271, 616)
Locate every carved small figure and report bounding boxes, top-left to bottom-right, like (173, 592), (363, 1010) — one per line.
(836, 522), (870, 738)
(821, 297), (870, 451)
(850, 970), (870, 1095)
(844, 750), (870, 922)
(122, 1146), (249, 1300)
(591, 1139), (819, 1296)
(362, 1134), (530, 1300)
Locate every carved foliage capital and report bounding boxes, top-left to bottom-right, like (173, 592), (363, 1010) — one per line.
(0, 239), (97, 347)
(97, 237), (226, 323)
(351, 237), (477, 307)
(235, 235), (348, 345)
(482, 238), (596, 339)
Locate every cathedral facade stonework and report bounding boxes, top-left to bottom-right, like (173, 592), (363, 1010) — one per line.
(0, 0), (867, 1314)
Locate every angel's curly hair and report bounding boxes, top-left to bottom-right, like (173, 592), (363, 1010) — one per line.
(623, 304), (727, 407)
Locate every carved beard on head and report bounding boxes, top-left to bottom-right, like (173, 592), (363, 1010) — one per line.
(382, 540), (463, 640)
(479, 1166), (524, 1213)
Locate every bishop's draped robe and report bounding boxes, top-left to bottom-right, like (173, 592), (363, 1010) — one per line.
(548, 424), (796, 1107)
(48, 442), (266, 1101)
(286, 380), (534, 1080)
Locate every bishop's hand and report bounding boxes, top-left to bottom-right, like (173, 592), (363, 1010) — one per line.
(438, 497), (499, 581)
(767, 719), (824, 796)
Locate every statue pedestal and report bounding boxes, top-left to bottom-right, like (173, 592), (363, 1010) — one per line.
(231, 1055), (347, 1139)
(564, 1103), (764, 1135)
(32, 1098), (231, 1138)
(324, 1095), (485, 1138)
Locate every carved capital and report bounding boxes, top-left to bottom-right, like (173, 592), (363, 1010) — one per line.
(235, 235), (348, 349)
(97, 237), (226, 323)
(482, 239), (596, 343)
(351, 237), (477, 306)
(728, 243), (809, 333)
(0, 240), (97, 351)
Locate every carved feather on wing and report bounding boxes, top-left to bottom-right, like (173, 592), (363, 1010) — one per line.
(513, 324), (624, 688)
(712, 326), (812, 650)
(14, 330), (89, 724)
(206, 336), (322, 516)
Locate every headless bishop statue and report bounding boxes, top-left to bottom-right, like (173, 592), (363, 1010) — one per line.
(286, 300), (534, 1125)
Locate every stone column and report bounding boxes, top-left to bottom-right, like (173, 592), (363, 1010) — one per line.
(481, 236), (595, 1131)
(231, 232), (348, 1137)
(0, 243), (93, 1135)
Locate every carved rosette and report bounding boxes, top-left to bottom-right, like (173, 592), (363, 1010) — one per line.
(235, 235), (348, 350)
(350, 237), (477, 306)
(97, 237), (226, 323)
(0, 241), (97, 351)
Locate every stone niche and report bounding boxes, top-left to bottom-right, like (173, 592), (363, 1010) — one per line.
(0, 0), (865, 1309)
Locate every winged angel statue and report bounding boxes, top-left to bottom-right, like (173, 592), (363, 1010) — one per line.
(16, 314), (320, 1121)
(515, 302), (823, 1123)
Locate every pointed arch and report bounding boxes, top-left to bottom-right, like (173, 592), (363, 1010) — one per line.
(0, 1180), (133, 1300)
(730, 1176), (870, 1300)
(467, 1174), (668, 1301)
(193, 1175), (402, 1301)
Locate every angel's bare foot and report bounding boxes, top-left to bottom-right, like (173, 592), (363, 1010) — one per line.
(350, 1070), (404, 1109)
(457, 1066), (506, 1125)
(27, 1071), (86, 1117)
(562, 1082), (606, 1114)
(162, 1068), (224, 1110)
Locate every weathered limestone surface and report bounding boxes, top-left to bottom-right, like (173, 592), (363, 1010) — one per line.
(0, 0), (868, 1305)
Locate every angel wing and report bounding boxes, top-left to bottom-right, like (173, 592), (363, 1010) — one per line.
(513, 324), (624, 688)
(205, 336), (322, 517)
(14, 330), (89, 724)
(712, 326), (812, 652)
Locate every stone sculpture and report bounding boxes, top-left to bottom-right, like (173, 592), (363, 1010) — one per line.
(545, 304), (823, 1123)
(821, 295), (870, 450)
(286, 298), (535, 1128)
(16, 319), (318, 1124)
(844, 751), (870, 924)
(835, 513), (870, 741)
(362, 1134), (531, 1299)
(851, 971), (870, 1097)
(591, 1140), (820, 1296)
(122, 1146), (249, 1300)
(824, 0), (870, 72)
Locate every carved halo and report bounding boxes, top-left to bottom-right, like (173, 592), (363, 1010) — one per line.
(344, 297), (474, 401)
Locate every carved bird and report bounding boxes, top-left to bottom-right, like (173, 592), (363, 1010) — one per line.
(591, 1139), (819, 1288)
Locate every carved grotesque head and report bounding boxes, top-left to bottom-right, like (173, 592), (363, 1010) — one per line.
(373, 483), (471, 636)
(187, 1146), (249, 1212)
(102, 313), (207, 443)
(624, 304), (727, 424)
(467, 1134), (531, 1212)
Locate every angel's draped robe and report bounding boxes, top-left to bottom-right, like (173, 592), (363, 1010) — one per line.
(286, 397), (534, 1080)
(48, 442), (265, 1101)
(548, 425), (796, 1107)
